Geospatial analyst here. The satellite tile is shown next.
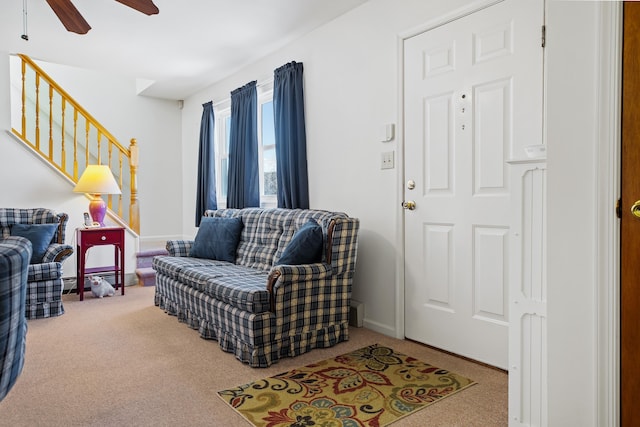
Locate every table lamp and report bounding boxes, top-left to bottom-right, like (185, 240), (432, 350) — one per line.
(73, 165), (122, 227)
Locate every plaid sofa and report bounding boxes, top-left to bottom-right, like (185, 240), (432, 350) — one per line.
(0, 236), (30, 400)
(0, 209), (74, 319)
(153, 208), (360, 368)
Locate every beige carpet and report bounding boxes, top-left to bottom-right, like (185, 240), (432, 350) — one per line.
(0, 286), (507, 426)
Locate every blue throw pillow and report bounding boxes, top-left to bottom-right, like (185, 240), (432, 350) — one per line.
(276, 219), (323, 265)
(189, 217), (243, 262)
(10, 223), (58, 264)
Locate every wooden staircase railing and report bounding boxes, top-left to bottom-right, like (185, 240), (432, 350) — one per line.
(10, 54), (139, 234)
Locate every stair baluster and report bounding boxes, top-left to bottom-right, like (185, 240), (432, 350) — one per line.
(10, 54), (139, 235)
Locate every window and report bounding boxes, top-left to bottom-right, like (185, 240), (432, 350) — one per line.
(258, 92), (277, 205)
(215, 108), (231, 207)
(214, 84), (277, 207)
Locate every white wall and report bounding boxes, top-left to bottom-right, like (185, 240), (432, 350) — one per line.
(0, 53), (9, 132)
(546, 2), (602, 426)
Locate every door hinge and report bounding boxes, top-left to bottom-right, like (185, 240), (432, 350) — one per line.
(541, 25), (546, 48)
(616, 198), (622, 219)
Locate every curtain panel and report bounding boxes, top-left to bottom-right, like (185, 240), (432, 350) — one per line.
(273, 61), (309, 209)
(195, 101), (217, 226)
(227, 81), (260, 208)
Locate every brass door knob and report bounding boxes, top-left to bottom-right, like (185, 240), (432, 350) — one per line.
(402, 200), (416, 210)
(632, 200), (640, 218)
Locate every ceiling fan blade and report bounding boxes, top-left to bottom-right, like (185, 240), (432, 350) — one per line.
(46, 0), (91, 34)
(114, 0), (160, 15)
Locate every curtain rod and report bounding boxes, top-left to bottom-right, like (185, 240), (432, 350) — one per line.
(210, 77), (274, 108)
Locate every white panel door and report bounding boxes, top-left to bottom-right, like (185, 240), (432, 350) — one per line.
(403, 0), (543, 369)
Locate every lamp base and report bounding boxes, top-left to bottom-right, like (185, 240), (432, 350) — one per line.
(88, 195), (107, 227)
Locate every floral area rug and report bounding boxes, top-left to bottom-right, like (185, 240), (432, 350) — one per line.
(217, 344), (476, 427)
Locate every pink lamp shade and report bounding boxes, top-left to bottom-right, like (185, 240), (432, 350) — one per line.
(73, 165), (122, 226)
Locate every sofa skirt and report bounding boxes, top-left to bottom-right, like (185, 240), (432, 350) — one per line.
(155, 274), (349, 368)
(25, 278), (64, 319)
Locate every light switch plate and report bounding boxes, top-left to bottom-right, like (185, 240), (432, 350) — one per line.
(381, 151), (394, 169)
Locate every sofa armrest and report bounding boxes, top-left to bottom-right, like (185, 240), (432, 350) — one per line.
(42, 243), (73, 263)
(166, 240), (194, 257)
(268, 263), (333, 283)
(266, 263), (334, 311)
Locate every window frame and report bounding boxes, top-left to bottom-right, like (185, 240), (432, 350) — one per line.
(257, 84), (276, 207)
(214, 103), (231, 209)
(213, 81), (277, 208)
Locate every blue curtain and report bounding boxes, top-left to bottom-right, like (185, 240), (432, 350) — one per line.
(195, 101), (217, 226)
(273, 61), (309, 209)
(227, 81), (260, 208)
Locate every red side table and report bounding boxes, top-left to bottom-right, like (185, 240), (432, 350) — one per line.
(76, 227), (125, 301)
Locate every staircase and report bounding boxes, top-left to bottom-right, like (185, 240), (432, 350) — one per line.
(8, 53), (166, 286)
(135, 248), (168, 286)
(10, 54), (140, 234)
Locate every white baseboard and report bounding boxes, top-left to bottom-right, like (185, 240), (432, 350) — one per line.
(362, 319), (397, 337)
(63, 272), (138, 291)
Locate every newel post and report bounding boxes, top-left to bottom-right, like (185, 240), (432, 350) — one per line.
(129, 138), (140, 234)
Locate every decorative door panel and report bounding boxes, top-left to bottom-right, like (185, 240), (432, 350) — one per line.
(404, 0), (543, 373)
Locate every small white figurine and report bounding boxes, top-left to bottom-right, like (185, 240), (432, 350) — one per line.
(89, 275), (116, 298)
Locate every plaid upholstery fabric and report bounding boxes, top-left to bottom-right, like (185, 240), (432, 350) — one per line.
(205, 208), (280, 270)
(154, 208), (359, 367)
(273, 210), (346, 263)
(0, 208), (69, 245)
(201, 271), (270, 313)
(25, 263), (65, 319)
(327, 218), (360, 274)
(175, 265), (227, 292)
(25, 278), (65, 319)
(0, 237), (30, 401)
(0, 209), (71, 319)
(156, 257), (270, 313)
(27, 262), (63, 282)
(165, 240), (193, 257)
(205, 208), (345, 268)
(153, 256), (226, 282)
(42, 243), (73, 264)
(177, 263), (263, 291)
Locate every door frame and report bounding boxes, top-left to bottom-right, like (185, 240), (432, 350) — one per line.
(595, 3), (621, 426)
(396, 1), (622, 425)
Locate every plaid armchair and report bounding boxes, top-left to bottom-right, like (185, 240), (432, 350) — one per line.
(0, 208), (74, 319)
(0, 236), (29, 400)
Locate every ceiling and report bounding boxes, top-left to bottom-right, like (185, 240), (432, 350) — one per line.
(0, 0), (368, 100)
